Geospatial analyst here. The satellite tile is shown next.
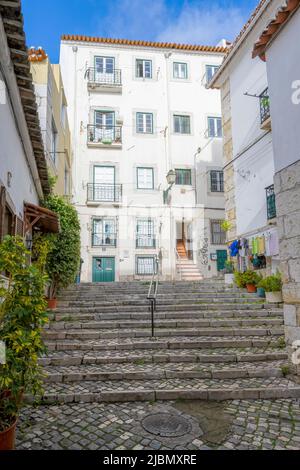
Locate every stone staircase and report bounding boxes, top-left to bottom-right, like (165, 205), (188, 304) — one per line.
(36, 280), (300, 404)
(176, 242), (203, 281)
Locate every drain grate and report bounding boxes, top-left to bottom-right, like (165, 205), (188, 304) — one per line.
(142, 413), (192, 437)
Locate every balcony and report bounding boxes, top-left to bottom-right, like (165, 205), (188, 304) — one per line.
(85, 68), (122, 93)
(260, 88), (271, 130)
(92, 232), (117, 247)
(87, 183), (122, 206)
(266, 184), (276, 221)
(136, 235), (156, 249)
(87, 125), (122, 148)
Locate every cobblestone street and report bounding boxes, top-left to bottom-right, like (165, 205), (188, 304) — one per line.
(16, 399), (300, 450)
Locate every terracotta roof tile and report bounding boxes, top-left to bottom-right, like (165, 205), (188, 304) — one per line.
(252, 0), (300, 60)
(60, 34), (228, 54)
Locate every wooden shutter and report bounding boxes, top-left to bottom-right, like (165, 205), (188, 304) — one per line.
(15, 216), (24, 237)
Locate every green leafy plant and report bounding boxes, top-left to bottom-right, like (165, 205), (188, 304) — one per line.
(42, 194), (81, 299)
(224, 260), (234, 274)
(234, 270), (261, 287)
(280, 365), (290, 377)
(221, 220), (232, 232)
(258, 273), (282, 293)
(0, 236), (50, 433)
(234, 271), (246, 288)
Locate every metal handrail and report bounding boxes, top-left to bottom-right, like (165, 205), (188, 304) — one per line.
(85, 67), (122, 86)
(147, 256), (159, 337)
(175, 248), (182, 281)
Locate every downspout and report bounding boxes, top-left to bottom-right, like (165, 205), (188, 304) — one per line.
(72, 45), (78, 201)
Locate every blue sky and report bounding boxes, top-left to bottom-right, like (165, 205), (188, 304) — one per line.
(23, 0), (258, 62)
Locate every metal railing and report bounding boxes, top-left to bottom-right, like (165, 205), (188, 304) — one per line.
(87, 183), (122, 203)
(87, 125), (122, 145)
(92, 233), (117, 247)
(175, 248), (182, 281)
(136, 236), (156, 248)
(266, 184), (276, 220)
(147, 256), (159, 337)
(260, 88), (270, 124)
(85, 68), (122, 86)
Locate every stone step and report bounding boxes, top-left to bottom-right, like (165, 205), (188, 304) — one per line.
(43, 326), (284, 341)
(43, 360), (288, 383)
(46, 317), (284, 331)
(51, 309), (283, 322)
(30, 377), (300, 404)
(40, 347), (288, 367)
(45, 335), (283, 352)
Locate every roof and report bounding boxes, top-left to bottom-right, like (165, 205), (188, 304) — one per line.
(28, 47), (48, 62)
(252, 0), (300, 60)
(24, 202), (60, 234)
(0, 0), (50, 195)
(209, 0), (271, 87)
(61, 34), (228, 54)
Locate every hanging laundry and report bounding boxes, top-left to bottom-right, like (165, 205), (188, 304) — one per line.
(252, 237), (258, 255)
(257, 236), (266, 255)
(229, 240), (239, 257)
(269, 230), (279, 256)
(265, 232), (271, 256)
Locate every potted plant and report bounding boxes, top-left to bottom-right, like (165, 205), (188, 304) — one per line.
(241, 270), (261, 293)
(234, 271), (247, 289)
(42, 195), (81, 309)
(258, 273), (283, 303)
(224, 260), (234, 284)
(0, 236), (50, 450)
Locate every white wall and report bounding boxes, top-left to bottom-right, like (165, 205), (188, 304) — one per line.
(266, 8), (300, 173)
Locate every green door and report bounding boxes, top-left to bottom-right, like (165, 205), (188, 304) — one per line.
(92, 257), (115, 282)
(216, 250), (227, 272)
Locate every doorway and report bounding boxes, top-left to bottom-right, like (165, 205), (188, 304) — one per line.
(92, 257), (115, 282)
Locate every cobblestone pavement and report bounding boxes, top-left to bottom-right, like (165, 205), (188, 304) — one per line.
(16, 399), (300, 450)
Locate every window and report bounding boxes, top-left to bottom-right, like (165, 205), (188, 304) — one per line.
(136, 218), (155, 248)
(210, 170), (224, 192)
(211, 220), (226, 245)
(174, 115), (191, 134)
(93, 110), (116, 142)
(266, 184), (276, 220)
(136, 112), (153, 134)
(136, 256), (157, 275)
(173, 62), (187, 79)
(207, 117), (222, 138)
(175, 169), (192, 185)
(206, 65), (219, 84)
(137, 167), (154, 189)
(92, 218), (116, 247)
(92, 166), (117, 202)
(136, 59), (152, 78)
(95, 56), (115, 74)
(50, 118), (58, 163)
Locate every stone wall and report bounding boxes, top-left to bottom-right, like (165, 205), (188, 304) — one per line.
(221, 78), (236, 243)
(274, 159), (300, 374)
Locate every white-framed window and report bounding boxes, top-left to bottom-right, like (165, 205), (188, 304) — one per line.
(210, 170), (224, 192)
(211, 219), (226, 245)
(136, 218), (155, 248)
(92, 218), (116, 247)
(206, 65), (219, 84)
(173, 114), (191, 134)
(207, 116), (222, 138)
(95, 56), (115, 74)
(137, 167), (154, 189)
(136, 256), (157, 275)
(173, 62), (188, 79)
(136, 59), (152, 78)
(175, 169), (192, 185)
(136, 112), (153, 134)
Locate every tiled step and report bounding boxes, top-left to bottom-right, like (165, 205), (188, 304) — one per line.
(40, 347), (288, 367)
(43, 360), (288, 383)
(30, 377), (300, 404)
(45, 335), (284, 352)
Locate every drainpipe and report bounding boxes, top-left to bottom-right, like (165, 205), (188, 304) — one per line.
(72, 45), (78, 201)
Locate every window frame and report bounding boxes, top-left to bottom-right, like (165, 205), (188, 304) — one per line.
(173, 62), (188, 79)
(206, 64), (220, 84)
(210, 219), (226, 245)
(92, 217), (117, 247)
(136, 167), (154, 190)
(210, 170), (224, 193)
(136, 255), (157, 275)
(173, 114), (191, 134)
(175, 169), (192, 186)
(207, 116), (222, 138)
(136, 112), (153, 134)
(136, 218), (156, 248)
(136, 59), (152, 79)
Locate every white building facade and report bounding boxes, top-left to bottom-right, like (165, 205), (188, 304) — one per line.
(60, 36), (227, 282)
(210, 0), (284, 276)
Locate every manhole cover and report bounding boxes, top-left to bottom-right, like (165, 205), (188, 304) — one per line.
(142, 413), (192, 437)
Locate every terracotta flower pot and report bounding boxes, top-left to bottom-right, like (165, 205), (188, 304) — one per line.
(246, 283), (257, 293)
(0, 419), (17, 450)
(47, 298), (57, 309)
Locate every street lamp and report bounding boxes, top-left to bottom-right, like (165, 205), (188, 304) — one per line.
(163, 169), (176, 204)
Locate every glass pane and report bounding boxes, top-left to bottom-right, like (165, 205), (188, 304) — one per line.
(105, 58), (114, 73)
(217, 118), (222, 137)
(145, 114), (153, 133)
(144, 61), (152, 78)
(95, 57), (104, 73)
(136, 60), (143, 77)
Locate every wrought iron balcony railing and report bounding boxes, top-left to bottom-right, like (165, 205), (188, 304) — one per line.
(85, 68), (122, 86)
(92, 232), (117, 247)
(136, 236), (156, 249)
(260, 88), (271, 125)
(87, 125), (122, 145)
(266, 184), (276, 220)
(87, 183), (122, 203)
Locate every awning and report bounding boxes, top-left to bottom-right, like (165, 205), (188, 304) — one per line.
(24, 202), (60, 234)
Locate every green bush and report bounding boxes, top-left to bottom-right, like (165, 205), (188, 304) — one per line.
(234, 270), (261, 287)
(224, 260), (234, 274)
(43, 195), (81, 299)
(258, 273), (282, 292)
(0, 236), (50, 431)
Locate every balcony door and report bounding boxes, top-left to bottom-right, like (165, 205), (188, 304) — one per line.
(94, 110), (115, 142)
(95, 56), (115, 83)
(93, 166), (115, 202)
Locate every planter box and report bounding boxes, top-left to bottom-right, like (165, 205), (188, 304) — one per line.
(265, 291), (283, 303)
(224, 273), (234, 284)
(0, 419), (17, 450)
